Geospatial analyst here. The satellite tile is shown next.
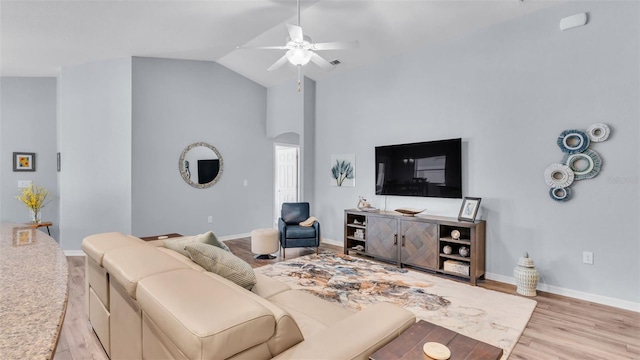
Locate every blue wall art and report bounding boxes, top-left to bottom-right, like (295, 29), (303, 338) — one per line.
(544, 123), (610, 202)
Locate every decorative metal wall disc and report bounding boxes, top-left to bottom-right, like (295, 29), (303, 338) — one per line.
(549, 187), (572, 202)
(562, 149), (602, 180)
(548, 124), (609, 202)
(586, 123), (610, 142)
(557, 129), (590, 154)
(544, 163), (575, 188)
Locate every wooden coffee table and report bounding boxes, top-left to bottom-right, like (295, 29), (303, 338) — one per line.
(370, 320), (503, 360)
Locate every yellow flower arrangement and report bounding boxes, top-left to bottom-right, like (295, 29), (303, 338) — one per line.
(17, 184), (50, 221)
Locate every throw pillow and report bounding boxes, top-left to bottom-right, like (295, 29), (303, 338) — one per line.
(299, 216), (317, 227)
(185, 243), (257, 290)
(206, 230), (231, 252)
(163, 231), (230, 257)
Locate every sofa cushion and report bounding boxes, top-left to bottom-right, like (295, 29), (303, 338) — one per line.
(138, 269), (276, 360)
(268, 290), (354, 339)
(163, 231), (229, 256)
(272, 303), (416, 360)
(202, 272), (304, 357)
(102, 244), (190, 299)
(252, 273), (292, 299)
(284, 225), (316, 239)
(82, 232), (144, 265)
(157, 247), (206, 272)
(185, 243), (257, 290)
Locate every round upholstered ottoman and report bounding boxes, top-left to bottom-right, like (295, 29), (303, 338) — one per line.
(250, 228), (279, 259)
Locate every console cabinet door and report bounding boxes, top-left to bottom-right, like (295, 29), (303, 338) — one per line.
(366, 216), (398, 263)
(400, 220), (438, 270)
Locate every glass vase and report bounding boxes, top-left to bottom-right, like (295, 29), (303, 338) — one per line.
(29, 209), (41, 224)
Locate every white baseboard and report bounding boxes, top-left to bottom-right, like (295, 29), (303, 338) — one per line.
(64, 250), (85, 256)
(219, 233), (251, 241)
(321, 237), (342, 247)
(486, 272), (639, 313)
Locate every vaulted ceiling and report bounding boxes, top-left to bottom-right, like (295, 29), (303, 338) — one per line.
(1, 0), (560, 87)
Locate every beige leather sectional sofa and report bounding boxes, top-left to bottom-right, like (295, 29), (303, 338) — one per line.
(82, 232), (416, 360)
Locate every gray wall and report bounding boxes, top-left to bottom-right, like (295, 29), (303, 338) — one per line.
(267, 80), (303, 138)
(315, 2), (639, 307)
(131, 57), (273, 237)
(58, 59), (133, 251)
(0, 77), (58, 239)
(302, 78), (316, 206)
(266, 77), (316, 207)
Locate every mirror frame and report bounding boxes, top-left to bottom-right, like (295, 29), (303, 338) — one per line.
(179, 142), (224, 189)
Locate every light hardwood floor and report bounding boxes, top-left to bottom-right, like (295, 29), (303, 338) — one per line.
(55, 238), (640, 360)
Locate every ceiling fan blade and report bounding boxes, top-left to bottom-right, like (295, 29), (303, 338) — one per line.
(312, 41), (360, 51)
(310, 52), (335, 71)
(286, 24), (304, 43)
(267, 54), (289, 71)
(237, 45), (289, 50)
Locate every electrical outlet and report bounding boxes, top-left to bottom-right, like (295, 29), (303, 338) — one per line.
(207, 216), (213, 223)
(243, 180), (248, 187)
(583, 251), (594, 265)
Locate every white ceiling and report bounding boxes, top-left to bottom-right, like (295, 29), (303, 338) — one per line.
(0, 0), (561, 88)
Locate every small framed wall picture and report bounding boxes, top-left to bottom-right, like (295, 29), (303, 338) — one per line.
(458, 197), (481, 222)
(13, 152), (36, 172)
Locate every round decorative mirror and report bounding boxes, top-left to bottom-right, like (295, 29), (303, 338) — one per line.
(179, 142), (223, 189)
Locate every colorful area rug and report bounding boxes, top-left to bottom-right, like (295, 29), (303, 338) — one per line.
(255, 252), (536, 359)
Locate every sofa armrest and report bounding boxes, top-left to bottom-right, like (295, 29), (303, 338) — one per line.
(272, 302), (415, 360)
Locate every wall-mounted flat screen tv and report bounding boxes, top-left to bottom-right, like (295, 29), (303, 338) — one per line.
(375, 138), (462, 198)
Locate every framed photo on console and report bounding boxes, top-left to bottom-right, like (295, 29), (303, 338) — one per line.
(458, 197), (481, 222)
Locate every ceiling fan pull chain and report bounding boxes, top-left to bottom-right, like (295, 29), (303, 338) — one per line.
(297, 65), (302, 92)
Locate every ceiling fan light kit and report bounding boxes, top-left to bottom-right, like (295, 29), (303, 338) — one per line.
(238, 0), (359, 90)
(286, 48), (312, 66)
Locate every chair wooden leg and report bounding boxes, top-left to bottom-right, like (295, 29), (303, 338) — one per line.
(282, 247), (286, 259)
(316, 247), (319, 255)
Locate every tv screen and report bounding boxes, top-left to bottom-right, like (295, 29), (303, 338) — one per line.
(375, 138), (462, 198)
(198, 159), (220, 184)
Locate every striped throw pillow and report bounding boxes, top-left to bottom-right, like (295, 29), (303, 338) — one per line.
(185, 243), (257, 290)
(164, 231), (230, 257)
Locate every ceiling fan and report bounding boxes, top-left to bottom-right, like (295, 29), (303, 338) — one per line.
(238, 0), (359, 89)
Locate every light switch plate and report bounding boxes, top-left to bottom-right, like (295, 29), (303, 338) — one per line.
(18, 180), (32, 188)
